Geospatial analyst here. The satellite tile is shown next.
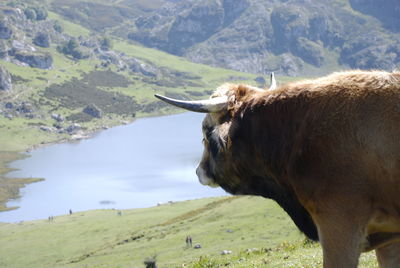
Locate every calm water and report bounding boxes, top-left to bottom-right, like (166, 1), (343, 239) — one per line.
(0, 113), (225, 223)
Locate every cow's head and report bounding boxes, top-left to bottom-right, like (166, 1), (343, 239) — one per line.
(155, 73), (277, 189)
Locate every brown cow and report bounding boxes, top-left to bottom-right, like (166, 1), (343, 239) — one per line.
(155, 70), (400, 268)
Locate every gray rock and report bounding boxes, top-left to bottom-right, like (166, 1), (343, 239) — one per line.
(83, 104), (102, 118)
(96, 50), (124, 67)
(5, 102), (13, 109)
(0, 41), (9, 58)
(40, 126), (56, 132)
(51, 113), (65, 122)
(0, 21), (12, 40)
(0, 65), (12, 91)
(16, 102), (33, 113)
(66, 123), (81, 134)
(128, 58), (158, 77)
(53, 123), (63, 130)
(14, 52), (53, 69)
(4, 113), (13, 119)
(33, 32), (50, 48)
(11, 40), (36, 53)
(193, 244), (202, 249)
(221, 250), (232, 255)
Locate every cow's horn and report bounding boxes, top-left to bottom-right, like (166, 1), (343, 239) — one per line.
(268, 72), (277, 90)
(155, 94), (228, 113)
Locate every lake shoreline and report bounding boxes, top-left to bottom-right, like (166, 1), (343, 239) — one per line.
(0, 152), (44, 212)
(0, 111), (211, 220)
(0, 114), (143, 212)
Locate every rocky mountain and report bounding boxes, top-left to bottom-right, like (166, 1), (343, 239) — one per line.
(10, 0), (393, 76)
(124, 0), (400, 76)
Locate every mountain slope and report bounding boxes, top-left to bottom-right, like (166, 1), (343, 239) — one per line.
(127, 0), (400, 76)
(48, 0), (400, 76)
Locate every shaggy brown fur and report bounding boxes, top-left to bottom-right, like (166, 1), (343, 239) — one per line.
(197, 70), (400, 268)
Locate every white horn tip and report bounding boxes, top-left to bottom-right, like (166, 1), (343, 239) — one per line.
(269, 72), (277, 90)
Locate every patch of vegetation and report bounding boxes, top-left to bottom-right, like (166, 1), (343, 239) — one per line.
(66, 112), (94, 123)
(53, 20), (64, 33)
(51, 0), (137, 31)
(44, 77), (140, 116)
(57, 39), (90, 60)
(24, 5), (48, 21)
(10, 74), (30, 84)
(82, 70), (131, 88)
(99, 36), (112, 51)
(0, 151), (42, 212)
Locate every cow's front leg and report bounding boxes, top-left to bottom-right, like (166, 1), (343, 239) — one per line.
(376, 242), (400, 268)
(317, 216), (365, 267)
(310, 205), (368, 268)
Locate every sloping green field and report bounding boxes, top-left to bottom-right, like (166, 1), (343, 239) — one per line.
(0, 196), (377, 268)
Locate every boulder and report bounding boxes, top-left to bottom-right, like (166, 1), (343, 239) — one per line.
(83, 104), (102, 118)
(33, 32), (50, 48)
(0, 65), (12, 91)
(128, 58), (158, 77)
(14, 52), (53, 69)
(16, 102), (33, 113)
(11, 40), (36, 54)
(51, 113), (65, 122)
(221, 250), (232, 255)
(40, 126), (56, 132)
(96, 50), (123, 67)
(5, 102), (13, 109)
(0, 21), (12, 39)
(0, 41), (9, 58)
(66, 123), (81, 134)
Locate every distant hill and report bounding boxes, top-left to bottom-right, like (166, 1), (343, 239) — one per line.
(48, 0), (400, 76)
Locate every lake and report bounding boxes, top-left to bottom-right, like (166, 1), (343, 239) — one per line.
(0, 113), (226, 223)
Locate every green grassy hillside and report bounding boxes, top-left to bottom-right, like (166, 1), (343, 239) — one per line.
(0, 196), (377, 267)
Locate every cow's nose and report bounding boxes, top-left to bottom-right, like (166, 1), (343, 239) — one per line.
(195, 166), (201, 178)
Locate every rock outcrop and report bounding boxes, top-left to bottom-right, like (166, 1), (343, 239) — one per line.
(33, 32), (50, 48)
(14, 52), (53, 69)
(0, 20), (12, 39)
(83, 104), (102, 118)
(127, 0), (400, 75)
(0, 65), (12, 91)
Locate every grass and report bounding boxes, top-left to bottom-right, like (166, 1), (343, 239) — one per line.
(0, 196), (378, 268)
(0, 151), (43, 212)
(48, 11), (91, 37)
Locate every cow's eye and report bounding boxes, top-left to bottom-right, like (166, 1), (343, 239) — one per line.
(208, 137), (219, 157)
